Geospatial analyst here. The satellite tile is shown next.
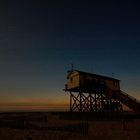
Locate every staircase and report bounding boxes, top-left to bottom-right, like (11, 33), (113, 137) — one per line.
(116, 91), (140, 112)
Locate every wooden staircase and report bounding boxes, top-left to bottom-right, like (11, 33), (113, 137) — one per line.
(116, 91), (140, 113)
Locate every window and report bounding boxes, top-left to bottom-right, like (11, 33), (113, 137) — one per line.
(113, 81), (118, 87)
(70, 77), (73, 83)
(97, 78), (100, 83)
(101, 79), (105, 85)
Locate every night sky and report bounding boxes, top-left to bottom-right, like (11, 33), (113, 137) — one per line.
(0, 0), (140, 110)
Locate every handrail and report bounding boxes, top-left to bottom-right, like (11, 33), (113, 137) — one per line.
(120, 90), (140, 104)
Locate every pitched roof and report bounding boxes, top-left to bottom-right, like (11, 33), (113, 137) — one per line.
(68, 69), (120, 81)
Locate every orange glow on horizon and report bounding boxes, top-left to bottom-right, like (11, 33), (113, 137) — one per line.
(0, 97), (69, 111)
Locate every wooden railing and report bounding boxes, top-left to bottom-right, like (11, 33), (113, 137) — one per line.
(120, 91), (140, 103)
(116, 90), (140, 112)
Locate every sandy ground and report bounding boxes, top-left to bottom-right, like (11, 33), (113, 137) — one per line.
(0, 112), (139, 140)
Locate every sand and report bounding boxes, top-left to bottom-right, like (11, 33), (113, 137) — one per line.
(0, 112), (139, 140)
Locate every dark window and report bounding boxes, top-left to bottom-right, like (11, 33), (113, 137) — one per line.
(70, 77), (73, 83)
(114, 81), (118, 87)
(102, 79), (105, 85)
(97, 78), (100, 83)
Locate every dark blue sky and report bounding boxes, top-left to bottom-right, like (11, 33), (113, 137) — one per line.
(0, 0), (140, 108)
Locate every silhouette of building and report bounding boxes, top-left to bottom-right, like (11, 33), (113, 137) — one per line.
(65, 69), (140, 114)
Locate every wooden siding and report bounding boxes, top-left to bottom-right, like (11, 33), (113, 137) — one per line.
(104, 79), (120, 90)
(79, 75), (119, 90)
(66, 70), (120, 91)
(66, 71), (80, 90)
